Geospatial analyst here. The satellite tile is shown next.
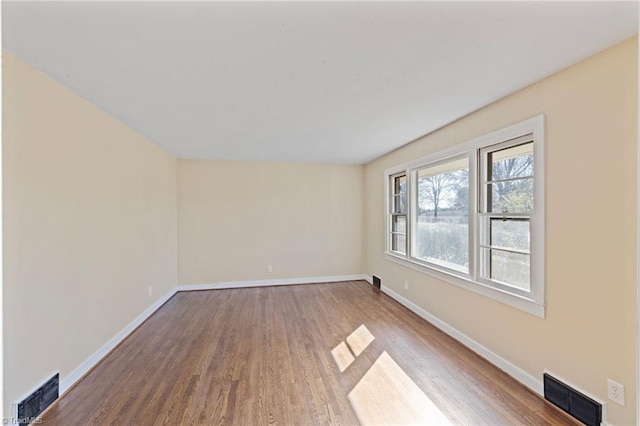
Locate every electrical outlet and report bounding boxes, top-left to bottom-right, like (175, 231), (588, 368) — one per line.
(607, 379), (625, 406)
(267, 265), (273, 273)
(148, 286), (153, 297)
(404, 280), (409, 290)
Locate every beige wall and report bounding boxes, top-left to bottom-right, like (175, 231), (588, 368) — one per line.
(178, 160), (363, 285)
(3, 52), (178, 415)
(365, 37), (638, 425)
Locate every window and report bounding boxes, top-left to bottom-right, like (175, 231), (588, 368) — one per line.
(479, 138), (533, 293)
(385, 116), (545, 317)
(415, 157), (469, 273)
(389, 173), (407, 255)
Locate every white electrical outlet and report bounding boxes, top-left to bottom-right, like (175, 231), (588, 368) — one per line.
(267, 265), (273, 273)
(148, 286), (153, 297)
(404, 280), (409, 290)
(607, 379), (625, 406)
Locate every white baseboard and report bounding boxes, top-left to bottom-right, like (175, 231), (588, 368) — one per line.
(177, 274), (368, 292)
(58, 287), (177, 395)
(381, 285), (543, 396)
(364, 275), (373, 284)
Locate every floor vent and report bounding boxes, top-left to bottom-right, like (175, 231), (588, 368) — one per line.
(372, 275), (381, 289)
(543, 373), (601, 426)
(17, 373), (59, 422)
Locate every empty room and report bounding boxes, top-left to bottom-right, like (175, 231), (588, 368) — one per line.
(2, 1), (639, 425)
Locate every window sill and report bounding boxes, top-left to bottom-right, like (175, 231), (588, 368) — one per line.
(384, 252), (545, 318)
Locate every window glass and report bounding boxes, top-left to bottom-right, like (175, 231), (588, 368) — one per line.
(482, 248), (530, 291)
(486, 142), (534, 214)
(489, 142), (533, 181)
(392, 216), (406, 233)
(392, 175), (407, 214)
(392, 233), (406, 255)
(489, 219), (529, 252)
(489, 179), (533, 213)
(415, 158), (469, 273)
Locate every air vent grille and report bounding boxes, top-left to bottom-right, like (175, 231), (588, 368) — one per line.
(543, 373), (601, 426)
(372, 275), (381, 289)
(17, 373), (59, 422)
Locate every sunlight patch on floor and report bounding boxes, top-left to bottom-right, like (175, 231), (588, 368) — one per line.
(331, 341), (356, 373)
(331, 324), (375, 372)
(346, 324), (375, 356)
(348, 351), (452, 425)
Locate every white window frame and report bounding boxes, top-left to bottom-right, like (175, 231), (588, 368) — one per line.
(389, 172), (408, 255)
(384, 115), (545, 317)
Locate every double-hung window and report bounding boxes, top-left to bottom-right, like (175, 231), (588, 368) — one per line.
(389, 173), (407, 255)
(385, 116), (545, 317)
(479, 138), (534, 294)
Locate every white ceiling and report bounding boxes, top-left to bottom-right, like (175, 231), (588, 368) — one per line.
(3, 1), (638, 164)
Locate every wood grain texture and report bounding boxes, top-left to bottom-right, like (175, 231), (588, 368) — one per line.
(43, 281), (578, 425)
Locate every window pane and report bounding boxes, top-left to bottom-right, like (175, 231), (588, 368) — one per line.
(490, 218), (529, 251)
(489, 142), (533, 181)
(392, 216), (406, 233)
(483, 248), (530, 291)
(415, 158), (469, 273)
(394, 175), (406, 194)
(392, 233), (406, 255)
(392, 195), (406, 214)
(392, 175), (407, 214)
(489, 177), (533, 213)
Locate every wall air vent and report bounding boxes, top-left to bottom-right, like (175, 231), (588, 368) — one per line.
(17, 373), (59, 422)
(543, 373), (601, 426)
(372, 275), (381, 289)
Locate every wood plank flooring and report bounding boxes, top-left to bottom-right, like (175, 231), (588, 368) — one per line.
(43, 281), (578, 425)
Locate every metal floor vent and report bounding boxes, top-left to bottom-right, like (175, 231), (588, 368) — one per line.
(17, 373), (59, 422)
(544, 373), (601, 426)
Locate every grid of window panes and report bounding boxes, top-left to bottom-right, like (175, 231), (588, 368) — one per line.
(390, 173), (407, 254)
(414, 157), (469, 273)
(479, 138), (533, 291)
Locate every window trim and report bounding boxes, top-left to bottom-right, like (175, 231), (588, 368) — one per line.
(384, 115), (545, 318)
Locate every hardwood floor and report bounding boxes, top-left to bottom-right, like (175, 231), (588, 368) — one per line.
(43, 281), (578, 425)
